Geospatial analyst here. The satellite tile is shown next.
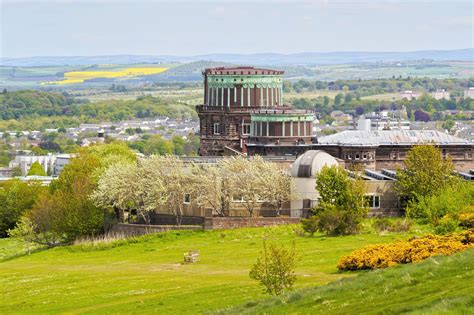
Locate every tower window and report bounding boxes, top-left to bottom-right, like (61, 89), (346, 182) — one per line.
(213, 123), (221, 135)
(242, 123), (251, 135)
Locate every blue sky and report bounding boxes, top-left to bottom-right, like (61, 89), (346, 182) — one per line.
(1, 0), (473, 57)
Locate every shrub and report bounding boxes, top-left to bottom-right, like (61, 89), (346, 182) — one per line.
(337, 231), (473, 271)
(389, 219), (412, 232)
(310, 165), (368, 236)
(372, 218), (391, 232)
(301, 216), (319, 236)
(372, 218), (411, 233)
(405, 182), (474, 224)
(434, 216), (459, 235)
(249, 242), (300, 301)
(315, 206), (362, 235)
(459, 212), (474, 229)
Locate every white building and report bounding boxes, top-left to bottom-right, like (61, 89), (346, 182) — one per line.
(464, 87), (474, 99)
(357, 118), (410, 131)
(289, 150), (339, 217)
(9, 154), (73, 176)
(357, 111), (410, 131)
(400, 90), (420, 99)
(431, 89), (450, 100)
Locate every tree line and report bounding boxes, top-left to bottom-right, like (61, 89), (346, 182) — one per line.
(284, 77), (473, 96)
(291, 93), (473, 123)
(3, 143), (292, 245)
(0, 91), (197, 130)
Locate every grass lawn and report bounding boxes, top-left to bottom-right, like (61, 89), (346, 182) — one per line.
(0, 224), (439, 314)
(223, 249), (474, 314)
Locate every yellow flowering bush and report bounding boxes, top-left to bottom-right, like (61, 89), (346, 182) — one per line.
(459, 213), (474, 229)
(337, 230), (473, 271)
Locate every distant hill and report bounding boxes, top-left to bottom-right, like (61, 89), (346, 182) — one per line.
(127, 61), (321, 82)
(2, 49), (473, 67)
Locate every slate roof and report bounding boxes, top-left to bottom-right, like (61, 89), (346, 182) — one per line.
(317, 130), (472, 146)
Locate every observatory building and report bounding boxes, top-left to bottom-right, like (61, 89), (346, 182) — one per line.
(196, 67), (314, 156)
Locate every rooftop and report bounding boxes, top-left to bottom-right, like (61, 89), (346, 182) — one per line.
(203, 66), (284, 76)
(317, 130), (472, 146)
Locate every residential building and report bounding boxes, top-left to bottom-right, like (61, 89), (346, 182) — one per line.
(464, 87), (474, 98)
(9, 153), (72, 176)
(431, 89), (450, 100)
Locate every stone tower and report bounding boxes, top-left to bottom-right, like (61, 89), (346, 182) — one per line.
(196, 66), (314, 156)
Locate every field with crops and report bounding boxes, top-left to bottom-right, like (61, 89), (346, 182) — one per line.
(45, 67), (169, 85)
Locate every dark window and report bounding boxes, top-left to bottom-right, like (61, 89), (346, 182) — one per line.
(365, 195), (380, 208)
(183, 193), (191, 204)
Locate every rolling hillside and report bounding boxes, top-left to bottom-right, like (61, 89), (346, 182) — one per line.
(223, 249), (474, 314)
(0, 224), (433, 314)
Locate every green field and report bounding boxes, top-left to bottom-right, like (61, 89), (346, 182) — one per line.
(0, 224), (444, 314)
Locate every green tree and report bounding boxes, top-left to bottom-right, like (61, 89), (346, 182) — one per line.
(442, 120), (455, 131)
(11, 166), (22, 177)
(27, 161), (47, 176)
(396, 145), (457, 202)
(249, 242), (299, 301)
(302, 165), (367, 235)
(12, 143), (137, 246)
(144, 135), (173, 155)
(172, 136), (185, 156)
(334, 93), (343, 106)
(0, 179), (45, 237)
(406, 182), (474, 224)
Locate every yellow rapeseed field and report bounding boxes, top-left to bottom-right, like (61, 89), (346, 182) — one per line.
(46, 67), (169, 85)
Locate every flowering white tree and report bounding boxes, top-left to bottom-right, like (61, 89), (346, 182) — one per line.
(146, 155), (192, 225)
(91, 161), (166, 225)
(219, 156), (269, 217)
(190, 164), (227, 216)
(258, 162), (294, 216)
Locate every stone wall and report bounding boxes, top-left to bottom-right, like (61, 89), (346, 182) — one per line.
(205, 217), (300, 230)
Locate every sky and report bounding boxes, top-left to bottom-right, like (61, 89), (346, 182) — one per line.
(1, 0), (473, 58)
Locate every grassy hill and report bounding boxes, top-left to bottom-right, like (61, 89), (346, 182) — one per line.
(223, 249), (474, 314)
(0, 224), (435, 314)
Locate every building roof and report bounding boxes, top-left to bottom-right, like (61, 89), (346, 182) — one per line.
(317, 130), (472, 146)
(290, 150), (338, 178)
(203, 66), (284, 75)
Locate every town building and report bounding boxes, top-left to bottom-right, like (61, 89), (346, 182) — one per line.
(357, 110), (410, 131)
(431, 89), (450, 100)
(196, 66), (315, 156)
(9, 153), (72, 176)
(400, 90), (420, 99)
(464, 87), (474, 98)
(314, 130), (474, 171)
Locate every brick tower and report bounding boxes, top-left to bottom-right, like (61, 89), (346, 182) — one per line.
(196, 66), (314, 156)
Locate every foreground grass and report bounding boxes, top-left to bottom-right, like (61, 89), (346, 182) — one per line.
(223, 249), (474, 314)
(0, 224), (432, 314)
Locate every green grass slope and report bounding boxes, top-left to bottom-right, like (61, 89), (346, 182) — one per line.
(0, 225), (426, 314)
(222, 249), (474, 315)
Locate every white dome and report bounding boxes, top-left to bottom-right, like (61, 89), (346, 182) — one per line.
(290, 150), (338, 178)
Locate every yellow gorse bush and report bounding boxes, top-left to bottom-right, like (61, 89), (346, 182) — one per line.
(45, 67), (168, 85)
(337, 230), (473, 271)
(459, 213), (474, 229)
